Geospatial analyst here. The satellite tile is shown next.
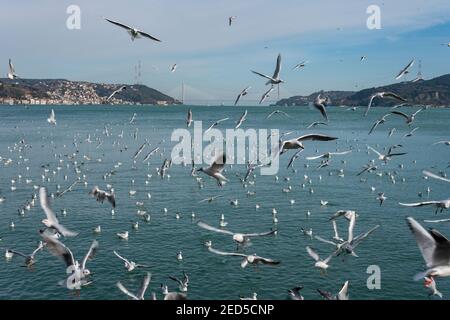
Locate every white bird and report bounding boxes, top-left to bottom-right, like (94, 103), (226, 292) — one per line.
(170, 64), (177, 73)
(279, 134), (338, 155)
(228, 16), (236, 26)
(107, 86), (126, 101)
(117, 272), (151, 300)
(197, 153), (228, 186)
(169, 271), (189, 292)
(433, 141), (450, 146)
(292, 60), (308, 70)
(395, 59), (415, 80)
(313, 94), (329, 121)
(207, 247), (280, 268)
(318, 281), (349, 300)
(306, 246), (336, 272)
(365, 92), (407, 117)
(406, 217), (450, 280)
(47, 109), (56, 125)
(205, 118), (229, 134)
(377, 192), (387, 206)
(306, 121), (327, 129)
(117, 231), (129, 240)
(369, 113), (391, 134)
(399, 200), (450, 214)
(423, 170), (450, 183)
(186, 109), (193, 127)
(367, 145), (407, 163)
(105, 18), (161, 42)
(266, 109), (290, 119)
(197, 220), (276, 246)
(7, 58), (19, 79)
(6, 241), (45, 267)
(89, 186), (116, 208)
(306, 150), (352, 160)
(252, 54), (284, 86)
(288, 286), (304, 300)
(391, 107), (424, 125)
(259, 86), (274, 104)
(161, 285), (187, 300)
(235, 110), (248, 129)
(234, 87), (251, 106)
(114, 250), (148, 271)
(39, 187), (78, 237)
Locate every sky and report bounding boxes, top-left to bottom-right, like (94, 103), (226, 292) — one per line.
(1, 0), (449, 104)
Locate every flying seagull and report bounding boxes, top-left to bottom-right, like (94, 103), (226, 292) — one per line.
(40, 187), (78, 237)
(395, 59), (414, 80)
(252, 53), (284, 98)
(318, 281), (349, 300)
(279, 134), (338, 155)
(170, 64), (177, 73)
(234, 86), (251, 106)
(114, 250), (149, 272)
(107, 86), (126, 101)
(423, 170), (450, 183)
(367, 145), (407, 163)
(89, 186), (116, 208)
(259, 86), (274, 104)
(399, 200), (450, 214)
(207, 246), (280, 268)
(368, 113), (391, 134)
(47, 109), (56, 125)
(390, 107), (424, 125)
(313, 94), (329, 121)
(7, 59), (19, 79)
(365, 92), (407, 117)
(105, 18), (161, 42)
(6, 241), (45, 267)
(186, 109), (193, 127)
(235, 110), (248, 129)
(205, 117), (229, 134)
(228, 16), (236, 26)
(117, 272), (151, 300)
(196, 153), (228, 186)
(292, 60), (308, 70)
(266, 109), (290, 119)
(406, 216), (450, 280)
(197, 220), (276, 246)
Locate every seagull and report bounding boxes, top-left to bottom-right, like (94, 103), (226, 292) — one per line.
(365, 92), (407, 117)
(234, 87), (251, 106)
(369, 113), (391, 134)
(129, 112), (137, 124)
(207, 247), (280, 268)
(107, 86), (126, 101)
(433, 141), (450, 146)
(235, 110), (248, 129)
(259, 86), (274, 104)
(170, 64), (177, 73)
(423, 170), (450, 183)
(199, 195), (223, 203)
(117, 231), (129, 240)
(228, 16), (236, 26)
(404, 127), (419, 137)
(47, 109), (56, 125)
(390, 107), (424, 125)
(367, 145), (407, 163)
(292, 60), (308, 70)
(266, 109), (290, 119)
(7, 59), (19, 79)
(339, 217), (380, 258)
(406, 216), (450, 280)
(306, 246), (336, 273)
(40, 232), (98, 286)
(287, 149), (304, 169)
(133, 141), (148, 159)
(306, 121), (327, 129)
(399, 200), (450, 214)
(143, 147), (160, 163)
(160, 285), (187, 300)
(113, 250), (149, 271)
(205, 118), (229, 134)
(7, 241), (45, 267)
(313, 95), (329, 121)
(279, 134), (338, 155)
(197, 220), (276, 246)
(251, 54), (284, 86)
(105, 18), (161, 42)
(360, 56), (367, 62)
(306, 150), (352, 160)
(317, 281), (349, 300)
(395, 59), (414, 80)
(89, 186), (116, 208)
(357, 164), (377, 176)
(377, 192), (387, 206)
(39, 187), (78, 237)
(169, 271), (189, 292)
(186, 109), (193, 127)
(240, 293), (258, 300)
(196, 153), (228, 186)
(288, 286), (304, 300)
(117, 272), (151, 300)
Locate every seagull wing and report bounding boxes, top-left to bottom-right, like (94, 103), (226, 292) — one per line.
(352, 225), (380, 248)
(255, 256), (280, 265)
(197, 221), (234, 236)
(348, 211), (356, 242)
(367, 146), (382, 157)
(40, 232), (75, 267)
(395, 59), (414, 79)
(423, 170), (450, 183)
(365, 94), (377, 117)
(243, 229), (276, 237)
(332, 220), (340, 239)
(406, 217), (450, 268)
(306, 154), (325, 160)
(117, 282), (139, 300)
(105, 18), (133, 31)
(390, 110), (409, 119)
(306, 246), (320, 262)
(399, 201), (439, 207)
(39, 187), (58, 225)
(384, 92), (407, 102)
(337, 281), (349, 300)
(209, 153), (226, 173)
(272, 54), (282, 79)
(314, 103), (328, 121)
(251, 70), (276, 82)
(137, 30), (161, 42)
(137, 272), (151, 299)
(208, 247), (246, 257)
(113, 250), (131, 264)
(296, 134), (337, 142)
(81, 240), (99, 270)
(314, 235), (338, 247)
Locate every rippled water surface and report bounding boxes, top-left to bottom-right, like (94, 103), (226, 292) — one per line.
(0, 104), (449, 300)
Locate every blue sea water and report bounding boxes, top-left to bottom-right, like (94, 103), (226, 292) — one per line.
(0, 104), (448, 300)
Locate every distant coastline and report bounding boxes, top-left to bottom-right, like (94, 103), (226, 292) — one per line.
(0, 78), (181, 106)
(275, 74), (450, 108)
